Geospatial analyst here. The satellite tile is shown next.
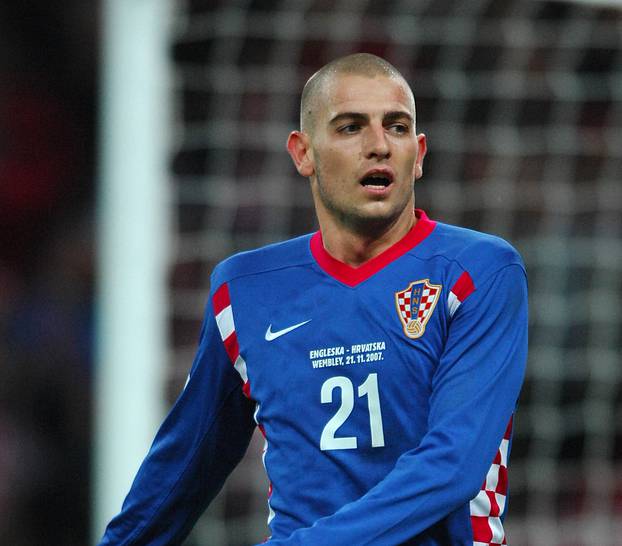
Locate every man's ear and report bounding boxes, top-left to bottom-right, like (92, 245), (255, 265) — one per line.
(413, 133), (427, 180)
(287, 131), (315, 177)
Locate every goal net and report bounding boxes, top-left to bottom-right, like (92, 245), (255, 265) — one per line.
(167, 1), (622, 544)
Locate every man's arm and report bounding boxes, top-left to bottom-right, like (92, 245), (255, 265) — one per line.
(262, 263), (528, 545)
(99, 295), (256, 546)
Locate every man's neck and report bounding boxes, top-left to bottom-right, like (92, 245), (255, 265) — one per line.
(319, 210), (417, 267)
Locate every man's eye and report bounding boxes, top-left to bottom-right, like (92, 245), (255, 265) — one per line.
(389, 124), (409, 134)
(339, 124), (361, 134)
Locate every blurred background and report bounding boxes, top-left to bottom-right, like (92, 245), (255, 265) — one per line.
(1, 1), (621, 545)
(0, 2), (96, 545)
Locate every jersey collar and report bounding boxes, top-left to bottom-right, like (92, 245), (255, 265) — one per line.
(310, 209), (436, 287)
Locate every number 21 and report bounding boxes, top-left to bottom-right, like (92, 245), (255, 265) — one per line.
(320, 373), (385, 451)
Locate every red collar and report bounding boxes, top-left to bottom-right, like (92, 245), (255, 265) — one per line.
(310, 209), (436, 287)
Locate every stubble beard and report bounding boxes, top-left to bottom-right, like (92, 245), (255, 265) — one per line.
(313, 169), (414, 238)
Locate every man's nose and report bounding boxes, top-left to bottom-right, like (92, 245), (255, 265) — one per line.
(364, 125), (391, 159)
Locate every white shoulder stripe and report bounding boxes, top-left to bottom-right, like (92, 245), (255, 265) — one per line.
(485, 464), (500, 491)
(470, 490), (492, 517)
(215, 305), (235, 341)
(489, 516), (505, 543)
(233, 354), (248, 383)
(495, 492), (507, 514)
(447, 291), (461, 318)
(499, 438), (509, 467)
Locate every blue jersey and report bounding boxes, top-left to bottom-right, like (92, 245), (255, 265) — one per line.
(100, 210), (528, 546)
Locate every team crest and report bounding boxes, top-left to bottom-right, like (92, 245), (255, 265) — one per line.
(395, 279), (442, 339)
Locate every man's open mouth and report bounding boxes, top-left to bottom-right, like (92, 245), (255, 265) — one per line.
(360, 174), (393, 188)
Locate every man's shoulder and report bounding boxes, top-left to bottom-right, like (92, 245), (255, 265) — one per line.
(424, 220), (525, 282)
(211, 233), (315, 288)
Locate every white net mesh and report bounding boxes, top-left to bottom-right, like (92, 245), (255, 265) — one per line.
(168, 1), (622, 544)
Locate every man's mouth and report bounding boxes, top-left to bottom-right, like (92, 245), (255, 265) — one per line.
(360, 173), (394, 189)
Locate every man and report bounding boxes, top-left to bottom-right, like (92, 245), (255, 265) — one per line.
(100, 53), (527, 545)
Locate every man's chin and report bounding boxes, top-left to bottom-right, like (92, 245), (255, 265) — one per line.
(345, 205), (411, 236)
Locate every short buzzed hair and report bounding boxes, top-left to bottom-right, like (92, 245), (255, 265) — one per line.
(300, 53), (413, 134)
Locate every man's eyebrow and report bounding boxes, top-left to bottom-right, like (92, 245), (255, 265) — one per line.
(328, 111), (414, 126)
(384, 111), (414, 123)
(329, 112), (369, 125)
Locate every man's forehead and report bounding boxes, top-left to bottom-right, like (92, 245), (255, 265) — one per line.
(321, 73), (415, 117)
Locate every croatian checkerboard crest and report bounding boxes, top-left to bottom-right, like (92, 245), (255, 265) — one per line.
(395, 279), (442, 339)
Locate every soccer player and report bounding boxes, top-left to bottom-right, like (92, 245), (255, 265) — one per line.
(99, 53), (527, 545)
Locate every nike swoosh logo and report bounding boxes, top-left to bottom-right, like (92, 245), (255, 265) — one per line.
(265, 320), (312, 341)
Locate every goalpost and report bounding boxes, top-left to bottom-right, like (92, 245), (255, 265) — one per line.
(93, 0), (172, 542)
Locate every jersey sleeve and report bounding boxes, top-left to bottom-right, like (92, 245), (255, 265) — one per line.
(98, 283), (256, 546)
(261, 263), (528, 546)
